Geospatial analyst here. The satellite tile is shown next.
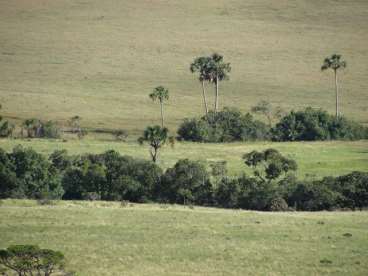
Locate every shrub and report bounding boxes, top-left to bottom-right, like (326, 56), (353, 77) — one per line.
(289, 178), (342, 211)
(42, 121), (61, 138)
(272, 108), (368, 141)
(269, 197), (289, 211)
(332, 171), (368, 210)
(0, 119), (14, 138)
(215, 177), (240, 208)
(22, 119), (61, 139)
(177, 108), (270, 142)
(0, 146), (63, 199)
(0, 245), (67, 276)
(61, 150), (162, 202)
(160, 159), (213, 205)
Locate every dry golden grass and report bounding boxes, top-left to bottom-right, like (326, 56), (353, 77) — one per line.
(0, 0), (367, 134)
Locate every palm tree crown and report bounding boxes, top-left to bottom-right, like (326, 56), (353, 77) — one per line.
(321, 54), (346, 72)
(149, 86), (169, 103)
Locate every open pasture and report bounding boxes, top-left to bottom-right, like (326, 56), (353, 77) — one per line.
(0, 200), (367, 275)
(0, 0), (368, 133)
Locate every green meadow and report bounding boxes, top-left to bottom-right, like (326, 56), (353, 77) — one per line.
(0, 200), (367, 275)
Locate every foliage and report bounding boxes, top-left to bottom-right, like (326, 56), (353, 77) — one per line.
(0, 245), (66, 276)
(0, 104), (14, 138)
(22, 119), (61, 139)
(321, 54), (347, 72)
(68, 116), (86, 139)
(177, 108), (270, 142)
(159, 159), (213, 205)
(269, 197), (289, 211)
(0, 146), (63, 199)
(138, 125), (173, 163)
(251, 100), (285, 126)
(149, 86), (169, 127)
(62, 150), (162, 202)
(272, 108), (368, 141)
(1, 145), (367, 212)
(243, 148), (297, 182)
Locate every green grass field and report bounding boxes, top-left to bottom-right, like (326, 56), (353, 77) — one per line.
(0, 200), (367, 275)
(1, 138), (367, 178)
(1, 0), (368, 134)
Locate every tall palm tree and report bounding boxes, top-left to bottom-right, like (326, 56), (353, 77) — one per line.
(321, 54), (347, 118)
(149, 86), (169, 127)
(208, 53), (231, 112)
(190, 57), (212, 116)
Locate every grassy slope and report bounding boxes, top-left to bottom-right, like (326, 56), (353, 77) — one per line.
(0, 0), (368, 134)
(1, 139), (367, 178)
(0, 200), (367, 275)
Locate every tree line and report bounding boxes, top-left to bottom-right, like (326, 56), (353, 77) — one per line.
(1, 146), (367, 212)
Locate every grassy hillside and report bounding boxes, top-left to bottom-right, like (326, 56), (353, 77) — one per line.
(0, 200), (367, 275)
(1, 0), (367, 134)
(1, 139), (367, 178)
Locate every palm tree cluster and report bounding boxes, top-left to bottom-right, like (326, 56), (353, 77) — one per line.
(190, 53), (231, 115)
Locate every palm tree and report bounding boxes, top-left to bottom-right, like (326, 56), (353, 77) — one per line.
(138, 125), (172, 163)
(321, 54), (347, 118)
(208, 53), (231, 112)
(149, 86), (169, 127)
(190, 57), (212, 116)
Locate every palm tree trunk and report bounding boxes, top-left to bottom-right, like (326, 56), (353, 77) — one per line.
(215, 76), (219, 112)
(201, 80), (208, 116)
(334, 69), (339, 118)
(160, 101), (164, 127)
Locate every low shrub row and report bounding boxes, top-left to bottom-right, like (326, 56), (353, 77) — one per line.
(177, 107), (368, 142)
(0, 146), (367, 211)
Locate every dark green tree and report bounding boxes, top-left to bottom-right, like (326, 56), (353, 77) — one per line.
(243, 148), (297, 183)
(149, 86), (169, 127)
(321, 54), (347, 118)
(160, 159), (213, 205)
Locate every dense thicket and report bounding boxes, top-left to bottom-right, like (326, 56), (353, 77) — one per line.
(272, 108), (368, 141)
(177, 108), (270, 142)
(177, 107), (368, 142)
(0, 146), (367, 211)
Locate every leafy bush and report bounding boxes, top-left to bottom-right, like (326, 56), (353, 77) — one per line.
(0, 146), (63, 199)
(22, 119), (61, 139)
(272, 108), (368, 141)
(332, 171), (368, 210)
(42, 121), (61, 138)
(0, 119), (14, 138)
(269, 197), (289, 211)
(1, 145), (367, 212)
(215, 177), (241, 208)
(289, 178), (342, 211)
(61, 150), (162, 202)
(160, 159), (213, 205)
(0, 245), (67, 276)
(177, 108), (270, 142)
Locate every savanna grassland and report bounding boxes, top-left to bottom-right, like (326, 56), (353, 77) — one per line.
(0, 0), (368, 133)
(1, 1), (368, 275)
(0, 200), (367, 276)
